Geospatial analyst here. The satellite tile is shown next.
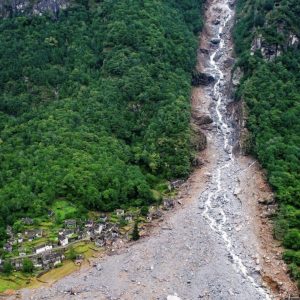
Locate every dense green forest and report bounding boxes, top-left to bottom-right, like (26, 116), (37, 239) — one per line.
(0, 0), (203, 246)
(234, 0), (300, 285)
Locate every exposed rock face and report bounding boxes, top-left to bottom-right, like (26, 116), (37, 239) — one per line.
(250, 32), (299, 61)
(191, 125), (207, 151)
(231, 66), (243, 87)
(0, 0), (68, 18)
(288, 33), (299, 48)
(191, 71), (215, 86)
(250, 34), (281, 60)
(228, 98), (252, 155)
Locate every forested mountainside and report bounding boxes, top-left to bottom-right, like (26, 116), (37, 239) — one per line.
(0, 0), (202, 246)
(234, 0), (300, 285)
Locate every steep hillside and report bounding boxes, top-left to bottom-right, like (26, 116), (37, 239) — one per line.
(0, 0), (203, 247)
(234, 0), (300, 286)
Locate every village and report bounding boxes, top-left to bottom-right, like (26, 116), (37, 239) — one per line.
(0, 198), (176, 274)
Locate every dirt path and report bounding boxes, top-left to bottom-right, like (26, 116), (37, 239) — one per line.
(12, 0), (297, 299)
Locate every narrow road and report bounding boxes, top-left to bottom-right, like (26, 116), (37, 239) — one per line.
(9, 239), (90, 261)
(17, 0), (277, 299)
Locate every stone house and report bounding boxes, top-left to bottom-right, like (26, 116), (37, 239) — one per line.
(18, 248), (26, 257)
(26, 232), (36, 242)
(58, 235), (69, 247)
(83, 228), (93, 239)
(25, 229), (43, 241)
(3, 243), (12, 252)
(95, 238), (106, 247)
(17, 233), (24, 244)
(59, 228), (75, 239)
(41, 253), (64, 268)
(99, 215), (107, 223)
(163, 199), (174, 210)
(35, 244), (53, 254)
(21, 217), (34, 225)
(9, 237), (18, 245)
(32, 258), (43, 269)
(64, 219), (76, 228)
(33, 253), (64, 269)
(115, 209), (124, 216)
(85, 220), (94, 228)
(125, 214), (133, 222)
(35, 229), (43, 238)
(94, 224), (104, 235)
(12, 259), (23, 270)
(6, 226), (13, 237)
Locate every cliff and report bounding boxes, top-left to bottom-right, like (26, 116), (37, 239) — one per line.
(234, 0), (300, 60)
(0, 0), (68, 18)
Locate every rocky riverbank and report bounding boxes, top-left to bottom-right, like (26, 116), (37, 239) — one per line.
(9, 0), (297, 299)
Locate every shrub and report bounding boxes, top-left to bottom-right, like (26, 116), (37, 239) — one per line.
(2, 260), (13, 275)
(283, 229), (300, 250)
(22, 258), (34, 273)
(132, 221), (140, 241)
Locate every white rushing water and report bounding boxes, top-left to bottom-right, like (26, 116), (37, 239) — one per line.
(200, 1), (271, 299)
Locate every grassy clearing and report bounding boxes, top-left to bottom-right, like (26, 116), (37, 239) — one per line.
(30, 261), (80, 288)
(73, 242), (90, 254)
(52, 200), (78, 220)
(0, 273), (31, 293)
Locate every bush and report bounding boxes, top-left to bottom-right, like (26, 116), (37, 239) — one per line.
(67, 247), (77, 261)
(283, 250), (300, 265)
(22, 258), (34, 273)
(283, 229), (300, 250)
(274, 218), (289, 240)
(132, 221), (140, 241)
(140, 206), (149, 217)
(254, 14), (265, 27)
(2, 260), (13, 275)
(288, 263), (300, 280)
(263, 0), (274, 11)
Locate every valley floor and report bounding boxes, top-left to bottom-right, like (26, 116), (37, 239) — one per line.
(12, 0), (297, 299)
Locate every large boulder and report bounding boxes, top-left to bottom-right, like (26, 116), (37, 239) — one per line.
(191, 72), (215, 86)
(192, 112), (213, 126)
(210, 38), (221, 45)
(191, 125), (207, 151)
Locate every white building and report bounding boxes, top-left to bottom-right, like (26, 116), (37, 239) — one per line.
(59, 236), (69, 247)
(94, 224), (103, 235)
(35, 244), (53, 254)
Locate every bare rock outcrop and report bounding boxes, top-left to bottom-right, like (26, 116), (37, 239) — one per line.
(0, 0), (68, 18)
(191, 124), (207, 151)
